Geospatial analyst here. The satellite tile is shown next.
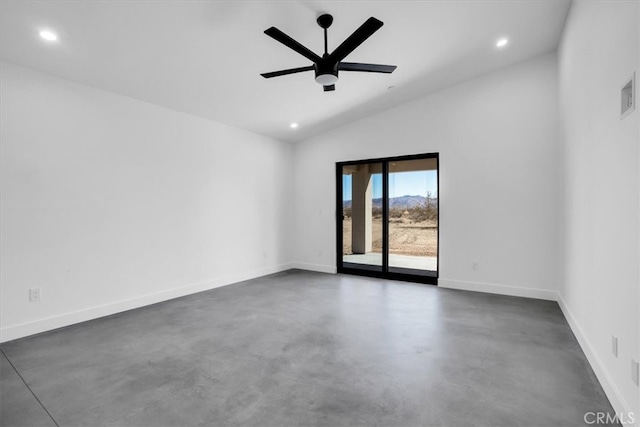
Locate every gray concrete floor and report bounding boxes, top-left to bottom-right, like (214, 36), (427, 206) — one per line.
(0, 270), (617, 426)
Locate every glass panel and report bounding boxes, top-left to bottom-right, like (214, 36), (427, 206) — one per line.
(341, 162), (383, 272)
(387, 158), (438, 276)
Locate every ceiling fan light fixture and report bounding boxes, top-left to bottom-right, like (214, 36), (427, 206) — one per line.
(315, 73), (338, 86)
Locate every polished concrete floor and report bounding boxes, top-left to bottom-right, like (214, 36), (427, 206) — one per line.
(1, 270), (616, 426)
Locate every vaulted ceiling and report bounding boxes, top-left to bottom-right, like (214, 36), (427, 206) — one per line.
(0, 1), (571, 142)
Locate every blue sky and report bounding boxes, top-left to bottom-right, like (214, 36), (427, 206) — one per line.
(343, 170), (438, 201)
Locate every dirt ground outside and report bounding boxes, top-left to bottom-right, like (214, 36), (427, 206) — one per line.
(342, 216), (438, 257)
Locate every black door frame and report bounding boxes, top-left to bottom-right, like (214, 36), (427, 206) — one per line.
(336, 152), (439, 285)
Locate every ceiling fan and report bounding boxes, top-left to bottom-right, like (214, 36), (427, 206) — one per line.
(261, 14), (397, 92)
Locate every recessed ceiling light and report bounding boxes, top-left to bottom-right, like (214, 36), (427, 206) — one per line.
(39, 30), (58, 42)
(290, 123), (298, 129)
(496, 38), (509, 48)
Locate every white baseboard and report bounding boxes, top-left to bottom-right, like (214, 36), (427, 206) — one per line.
(556, 294), (636, 426)
(0, 263), (294, 343)
(438, 278), (557, 301)
(291, 262), (337, 274)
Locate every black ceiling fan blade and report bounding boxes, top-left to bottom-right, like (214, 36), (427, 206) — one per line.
(264, 27), (321, 63)
(339, 62), (397, 73)
(323, 84), (335, 92)
(261, 66), (315, 79)
(328, 17), (384, 63)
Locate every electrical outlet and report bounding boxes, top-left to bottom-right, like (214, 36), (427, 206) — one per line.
(611, 336), (618, 358)
(632, 358), (639, 386)
(29, 288), (41, 302)
(318, 249), (323, 257)
(472, 261), (479, 271)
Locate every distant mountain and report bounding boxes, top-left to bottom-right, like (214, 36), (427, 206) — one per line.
(343, 195), (437, 210)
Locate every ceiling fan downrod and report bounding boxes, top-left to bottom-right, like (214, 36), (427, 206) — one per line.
(317, 13), (333, 56)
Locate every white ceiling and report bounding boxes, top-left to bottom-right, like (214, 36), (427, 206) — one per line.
(0, 0), (571, 143)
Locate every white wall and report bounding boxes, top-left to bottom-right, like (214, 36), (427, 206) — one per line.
(292, 53), (562, 300)
(558, 0), (639, 418)
(0, 61), (293, 342)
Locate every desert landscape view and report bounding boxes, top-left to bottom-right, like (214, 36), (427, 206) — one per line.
(342, 196), (438, 257)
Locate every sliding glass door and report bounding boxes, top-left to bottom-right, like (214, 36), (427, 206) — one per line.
(340, 161), (384, 273)
(387, 158), (438, 277)
(337, 153), (438, 284)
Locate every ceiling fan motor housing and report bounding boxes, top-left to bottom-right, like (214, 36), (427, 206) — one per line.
(314, 58), (339, 85)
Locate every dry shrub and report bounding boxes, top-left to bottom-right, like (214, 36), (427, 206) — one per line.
(389, 207), (404, 218)
(408, 198), (438, 222)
